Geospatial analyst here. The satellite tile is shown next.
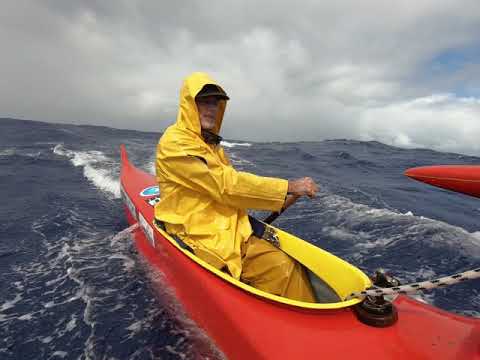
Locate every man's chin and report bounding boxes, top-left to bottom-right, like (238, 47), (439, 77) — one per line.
(205, 121), (216, 130)
(201, 124), (216, 131)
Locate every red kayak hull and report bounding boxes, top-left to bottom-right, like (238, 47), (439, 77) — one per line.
(405, 165), (480, 199)
(121, 146), (480, 359)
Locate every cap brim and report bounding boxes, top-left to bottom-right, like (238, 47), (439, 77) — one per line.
(196, 92), (229, 100)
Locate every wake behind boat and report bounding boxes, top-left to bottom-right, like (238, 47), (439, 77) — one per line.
(120, 145), (480, 359)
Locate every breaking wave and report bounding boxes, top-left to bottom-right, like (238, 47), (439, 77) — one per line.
(305, 191), (480, 257)
(53, 144), (120, 198)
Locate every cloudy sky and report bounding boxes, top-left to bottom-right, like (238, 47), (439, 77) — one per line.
(1, 0), (480, 154)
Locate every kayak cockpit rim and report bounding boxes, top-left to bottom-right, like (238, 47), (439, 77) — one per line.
(151, 219), (372, 310)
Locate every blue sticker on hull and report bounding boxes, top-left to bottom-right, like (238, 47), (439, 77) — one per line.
(140, 186), (159, 197)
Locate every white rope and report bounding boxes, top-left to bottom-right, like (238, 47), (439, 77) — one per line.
(345, 268), (480, 301)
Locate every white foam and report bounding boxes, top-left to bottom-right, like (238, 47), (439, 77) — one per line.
(35, 141), (60, 145)
(0, 147), (43, 158)
(108, 254), (136, 272)
(52, 351), (68, 358)
(322, 226), (368, 242)
(462, 310), (480, 318)
(227, 152), (254, 167)
(312, 191), (480, 256)
(109, 223), (139, 246)
(126, 320), (143, 333)
(354, 237), (393, 250)
(0, 293), (22, 311)
(471, 232), (480, 241)
(40, 336), (53, 344)
(138, 258), (227, 360)
(18, 313), (34, 321)
(220, 141), (252, 148)
(24, 151), (41, 157)
(147, 160), (155, 175)
(53, 144), (120, 198)
(65, 316), (77, 332)
(413, 267), (436, 279)
(43, 301), (56, 308)
(82, 165), (120, 198)
(0, 148), (15, 156)
(410, 293), (435, 305)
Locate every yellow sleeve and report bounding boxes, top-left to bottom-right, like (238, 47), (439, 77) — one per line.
(158, 153), (288, 211)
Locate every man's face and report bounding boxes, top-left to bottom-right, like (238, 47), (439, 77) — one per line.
(196, 96), (221, 131)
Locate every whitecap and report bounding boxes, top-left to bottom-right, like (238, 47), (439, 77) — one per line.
(18, 313), (34, 321)
(354, 237), (394, 250)
(65, 316), (77, 332)
(0, 293), (22, 311)
(309, 191), (480, 256)
(220, 141), (252, 148)
(40, 336), (53, 344)
(53, 144), (120, 198)
(226, 152), (254, 167)
(126, 320), (143, 333)
(52, 351), (68, 358)
(0, 148), (16, 156)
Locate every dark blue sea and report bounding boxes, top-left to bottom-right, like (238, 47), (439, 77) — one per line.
(1, 118), (480, 359)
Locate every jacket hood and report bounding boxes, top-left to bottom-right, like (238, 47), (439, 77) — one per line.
(175, 72), (227, 136)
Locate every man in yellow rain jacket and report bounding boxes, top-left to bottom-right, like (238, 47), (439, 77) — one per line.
(155, 72), (318, 302)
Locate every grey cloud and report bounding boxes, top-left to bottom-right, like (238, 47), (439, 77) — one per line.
(1, 0), (480, 153)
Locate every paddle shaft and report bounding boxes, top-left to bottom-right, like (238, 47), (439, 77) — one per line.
(263, 194), (300, 224)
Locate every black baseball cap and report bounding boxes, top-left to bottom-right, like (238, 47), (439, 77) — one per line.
(196, 84), (230, 100)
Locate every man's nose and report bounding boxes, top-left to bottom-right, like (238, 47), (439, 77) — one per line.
(206, 106), (217, 113)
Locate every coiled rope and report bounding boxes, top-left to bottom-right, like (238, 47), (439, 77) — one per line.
(345, 268), (480, 301)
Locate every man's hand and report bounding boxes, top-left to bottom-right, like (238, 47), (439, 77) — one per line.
(287, 177), (319, 198)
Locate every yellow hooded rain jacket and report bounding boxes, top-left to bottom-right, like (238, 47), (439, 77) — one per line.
(155, 72), (288, 279)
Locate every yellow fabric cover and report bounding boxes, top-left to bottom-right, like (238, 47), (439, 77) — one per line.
(155, 72), (288, 279)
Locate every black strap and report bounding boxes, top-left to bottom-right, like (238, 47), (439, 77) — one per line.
(248, 216), (266, 238)
(154, 219), (193, 252)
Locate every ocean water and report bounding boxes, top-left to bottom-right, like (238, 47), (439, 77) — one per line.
(1, 118), (480, 359)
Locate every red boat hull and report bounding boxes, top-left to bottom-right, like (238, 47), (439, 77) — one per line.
(405, 165), (480, 199)
(121, 146), (480, 359)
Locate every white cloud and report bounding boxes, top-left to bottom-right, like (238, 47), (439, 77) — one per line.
(359, 94), (480, 154)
